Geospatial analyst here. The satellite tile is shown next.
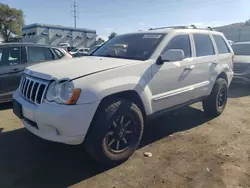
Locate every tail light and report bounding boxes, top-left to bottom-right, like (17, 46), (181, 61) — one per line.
(64, 49), (72, 58)
(67, 51), (73, 58)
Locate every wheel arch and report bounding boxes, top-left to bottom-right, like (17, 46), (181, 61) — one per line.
(217, 71), (228, 85)
(97, 90), (147, 120)
(84, 90), (147, 149)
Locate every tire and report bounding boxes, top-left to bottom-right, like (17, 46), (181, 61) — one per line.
(84, 98), (144, 165)
(202, 78), (228, 117)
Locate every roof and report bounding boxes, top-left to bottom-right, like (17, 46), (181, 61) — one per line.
(22, 23), (96, 33)
(126, 27), (223, 35)
(0, 42), (62, 48)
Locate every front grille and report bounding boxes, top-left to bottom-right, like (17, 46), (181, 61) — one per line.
(233, 63), (248, 74)
(19, 75), (49, 105)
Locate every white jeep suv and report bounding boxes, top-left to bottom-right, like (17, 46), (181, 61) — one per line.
(12, 26), (234, 165)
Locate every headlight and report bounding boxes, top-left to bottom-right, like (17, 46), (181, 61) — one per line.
(46, 80), (81, 104)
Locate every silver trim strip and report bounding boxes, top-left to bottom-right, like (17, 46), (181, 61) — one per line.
(29, 81), (35, 100)
(25, 80), (31, 98)
(152, 81), (210, 101)
(35, 83), (41, 104)
(23, 79), (28, 95)
(19, 75), (49, 105)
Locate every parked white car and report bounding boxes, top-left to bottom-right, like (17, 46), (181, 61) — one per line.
(231, 41), (250, 84)
(69, 48), (90, 57)
(13, 26), (234, 165)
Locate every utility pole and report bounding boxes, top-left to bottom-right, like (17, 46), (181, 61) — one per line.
(238, 27), (242, 42)
(72, 1), (78, 28)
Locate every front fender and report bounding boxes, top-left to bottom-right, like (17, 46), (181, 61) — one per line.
(76, 76), (153, 115)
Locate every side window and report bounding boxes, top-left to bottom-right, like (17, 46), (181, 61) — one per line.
(163, 34), (191, 58)
(0, 47), (21, 66)
(52, 48), (64, 59)
(213, 35), (230, 54)
(193, 34), (215, 57)
(27, 47), (54, 63)
(79, 49), (84, 53)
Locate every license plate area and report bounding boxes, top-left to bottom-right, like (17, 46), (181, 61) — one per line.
(13, 100), (24, 119)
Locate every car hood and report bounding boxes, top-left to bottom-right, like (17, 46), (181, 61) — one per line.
(234, 55), (250, 64)
(24, 56), (139, 80)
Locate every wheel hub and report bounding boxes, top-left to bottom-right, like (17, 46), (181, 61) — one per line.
(105, 116), (134, 153)
(217, 87), (226, 108)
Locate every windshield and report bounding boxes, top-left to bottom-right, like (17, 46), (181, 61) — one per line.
(232, 44), (250, 56)
(92, 33), (165, 60)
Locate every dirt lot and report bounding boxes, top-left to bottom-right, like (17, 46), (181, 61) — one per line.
(0, 83), (250, 188)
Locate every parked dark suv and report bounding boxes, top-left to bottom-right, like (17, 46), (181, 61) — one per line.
(0, 43), (72, 103)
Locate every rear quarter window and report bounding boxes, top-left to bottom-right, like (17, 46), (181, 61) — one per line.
(52, 48), (65, 59)
(213, 35), (230, 54)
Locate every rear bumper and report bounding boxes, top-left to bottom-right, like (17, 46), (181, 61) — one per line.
(227, 70), (234, 86)
(232, 73), (250, 84)
(13, 91), (100, 145)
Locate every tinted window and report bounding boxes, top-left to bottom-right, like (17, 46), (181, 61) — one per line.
(0, 47), (21, 66)
(93, 33), (165, 61)
(53, 48), (64, 59)
(193, 34), (215, 57)
(27, 47), (54, 63)
(163, 34), (191, 58)
(232, 44), (250, 56)
(213, 35), (230, 54)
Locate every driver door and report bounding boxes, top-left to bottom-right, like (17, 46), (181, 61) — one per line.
(149, 34), (198, 113)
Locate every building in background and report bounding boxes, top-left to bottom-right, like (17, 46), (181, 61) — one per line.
(22, 23), (97, 48)
(216, 22), (250, 42)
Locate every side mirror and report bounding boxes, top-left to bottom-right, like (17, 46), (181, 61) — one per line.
(158, 49), (185, 64)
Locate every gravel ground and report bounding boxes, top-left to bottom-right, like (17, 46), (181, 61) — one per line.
(0, 83), (250, 188)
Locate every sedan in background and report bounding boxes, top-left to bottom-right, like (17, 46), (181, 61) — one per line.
(0, 43), (72, 103)
(69, 48), (90, 57)
(231, 41), (250, 84)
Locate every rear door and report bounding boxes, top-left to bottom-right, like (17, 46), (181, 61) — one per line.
(212, 34), (233, 82)
(190, 33), (218, 99)
(0, 46), (26, 101)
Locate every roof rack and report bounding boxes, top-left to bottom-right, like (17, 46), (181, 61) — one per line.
(149, 25), (214, 31)
(149, 25), (195, 30)
(207, 26), (214, 31)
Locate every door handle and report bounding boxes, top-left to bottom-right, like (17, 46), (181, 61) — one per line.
(184, 65), (195, 71)
(211, 61), (219, 66)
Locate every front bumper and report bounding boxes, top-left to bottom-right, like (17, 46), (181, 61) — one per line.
(13, 91), (100, 145)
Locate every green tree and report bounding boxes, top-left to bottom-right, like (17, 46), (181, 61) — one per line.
(108, 32), (117, 40)
(0, 3), (24, 42)
(97, 37), (105, 44)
